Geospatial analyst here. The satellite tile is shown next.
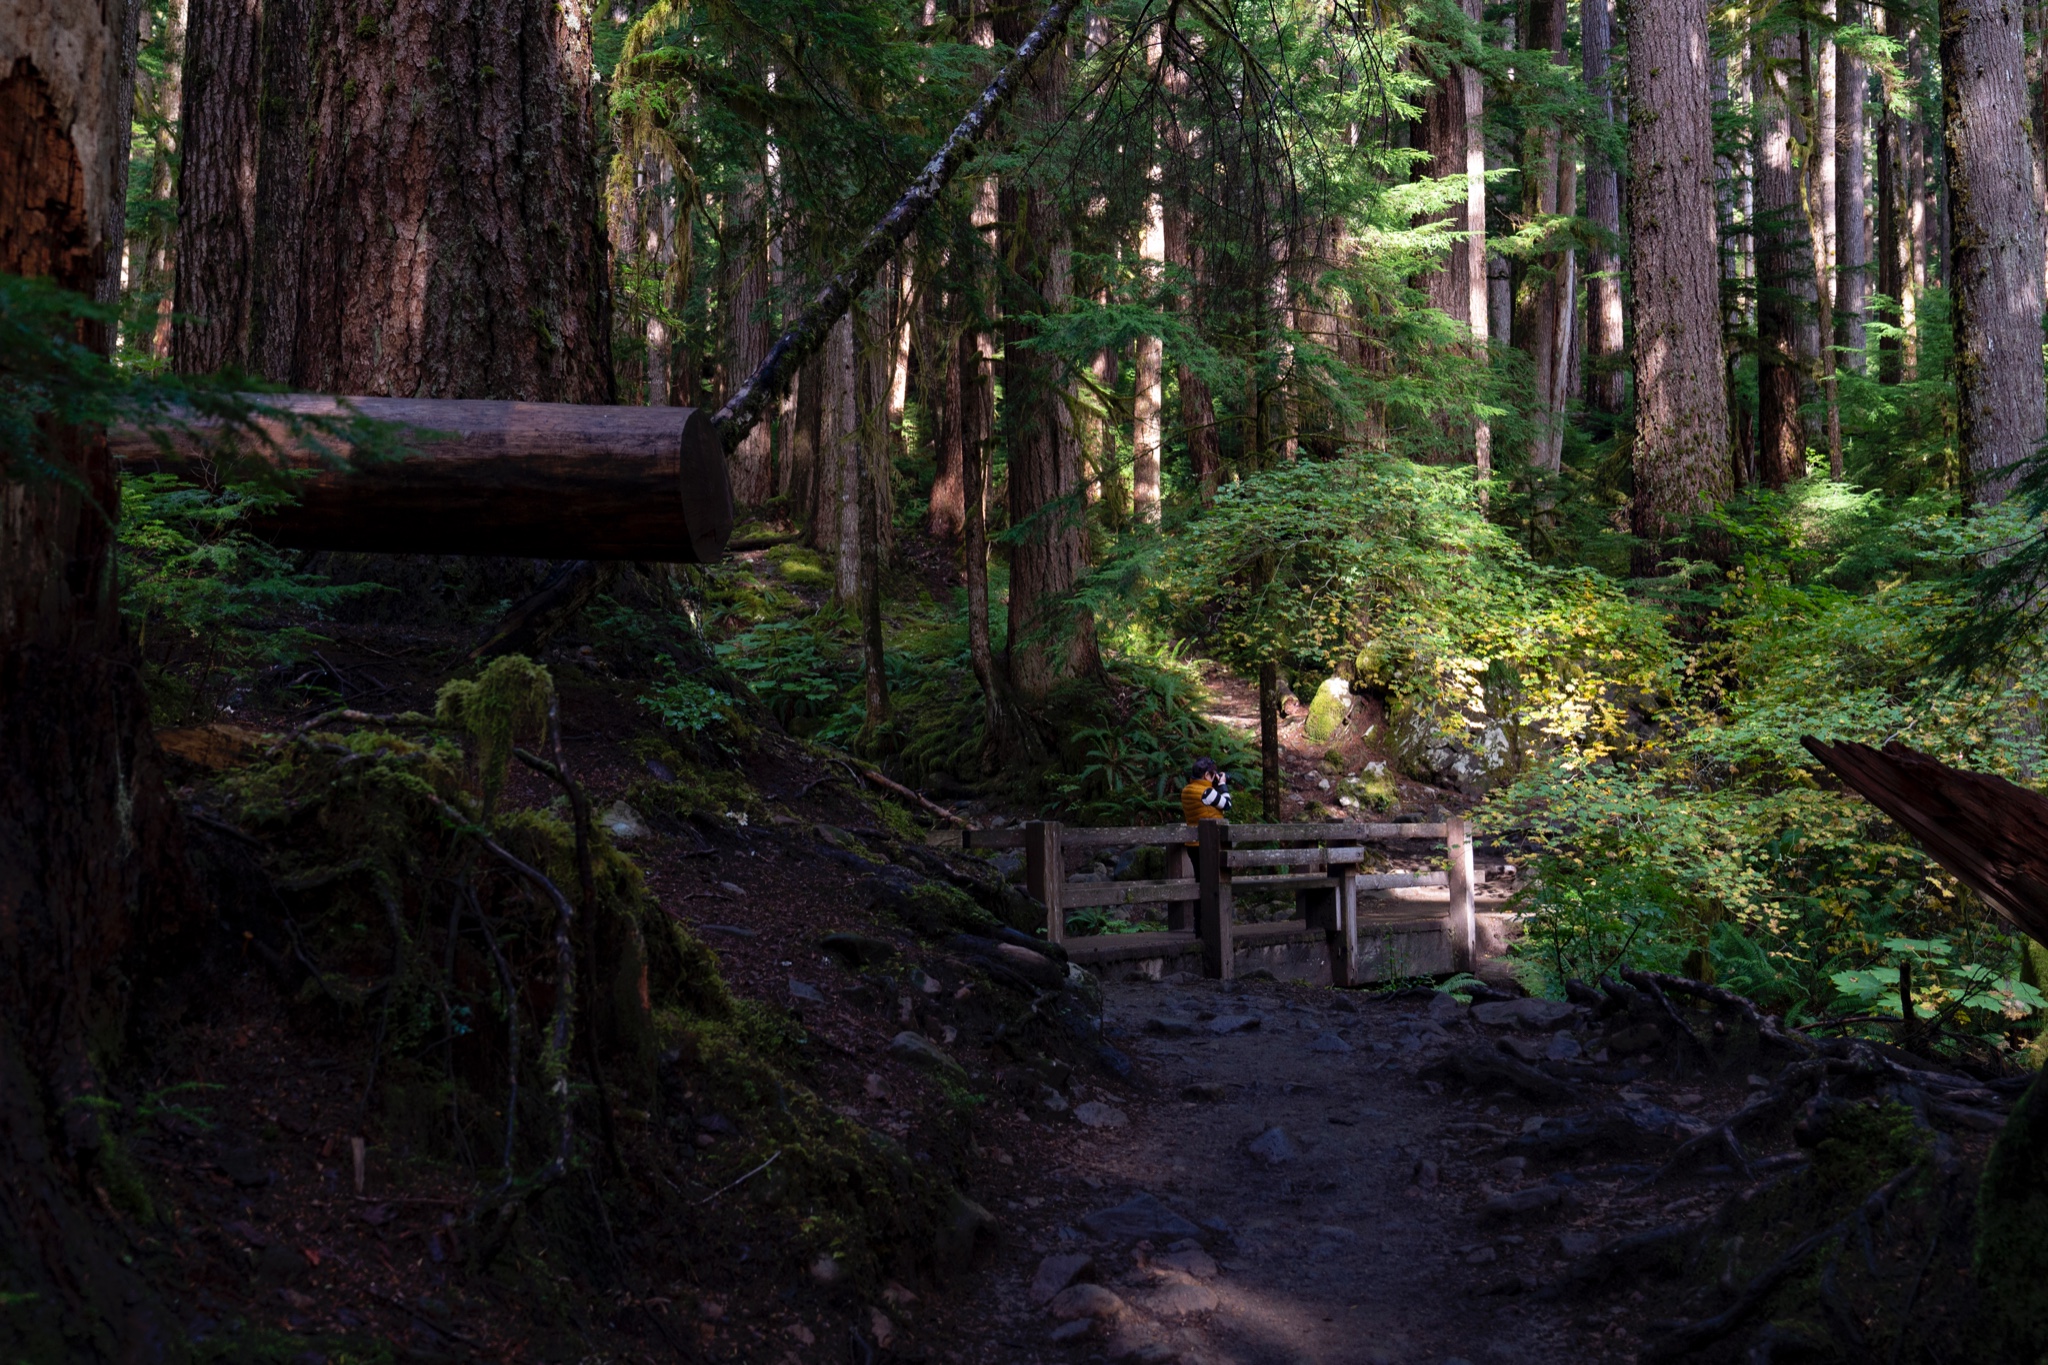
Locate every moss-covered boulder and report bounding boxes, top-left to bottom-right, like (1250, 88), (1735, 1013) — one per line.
(1303, 677), (1352, 745)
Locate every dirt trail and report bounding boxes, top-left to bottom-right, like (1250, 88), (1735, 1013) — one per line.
(943, 975), (1587, 1365)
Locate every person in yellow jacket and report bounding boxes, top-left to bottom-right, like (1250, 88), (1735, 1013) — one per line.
(1180, 757), (1233, 833)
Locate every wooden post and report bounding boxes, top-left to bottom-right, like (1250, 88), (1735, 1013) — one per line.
(1197, 820), (1233, 979)
(1447, 816), (1476, 973)
(1332, 866), (1359, 989)
(1026, 820), (1065, 944)
(1165, 841), (1194, 933)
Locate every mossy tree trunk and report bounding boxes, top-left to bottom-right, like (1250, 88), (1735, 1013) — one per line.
(1, 5), (200, 1357)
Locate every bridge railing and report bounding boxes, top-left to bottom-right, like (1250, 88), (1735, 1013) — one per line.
(927, 818), (1476, 984)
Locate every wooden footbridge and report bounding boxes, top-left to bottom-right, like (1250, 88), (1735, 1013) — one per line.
(931, 819), (1479, 986)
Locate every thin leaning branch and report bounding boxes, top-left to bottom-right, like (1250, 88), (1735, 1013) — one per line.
(709, 0), (1082, 452)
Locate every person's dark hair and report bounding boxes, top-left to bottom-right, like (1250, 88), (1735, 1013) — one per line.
(1189, 757), (1219, 780)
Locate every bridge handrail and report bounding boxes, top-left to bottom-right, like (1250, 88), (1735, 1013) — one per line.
(929, 816), (1476, 983)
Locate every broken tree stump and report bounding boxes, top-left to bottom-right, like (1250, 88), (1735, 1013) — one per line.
(109, 395), (734, 563)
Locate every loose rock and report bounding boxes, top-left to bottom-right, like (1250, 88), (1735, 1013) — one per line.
(1247, 1126), (1300, 1166)
(1207, 1015), (1262, 1035)
(1080, 1192), (1206, 1243)
(1483, 1186), (1565, 1218)
(787, 978), (824, 1004)
(1075, 1101), (1130, 1129)
(1310, 1032), (1353, 1054)
(1030, 1252), (1095, 1305)
(1471, 999), (1577, 1030)
(888, 1030), (967, 1081)
(1153, 1245), (1218, 1279)
(1047, 1283), (1126, 1322)
(1142, 1278), (1220, 1317)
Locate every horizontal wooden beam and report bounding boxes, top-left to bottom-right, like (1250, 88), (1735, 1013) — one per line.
(111, 395), (734, 563)
(1223, 821), (1447, 843)
(1356, 871), (1448, 891)
(1059, 878), (1202, 909)
(1229, 873), (1341, 892)
(1223, 847), (1380, 869)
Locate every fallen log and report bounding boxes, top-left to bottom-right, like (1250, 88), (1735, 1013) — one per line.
(110, 396), (733, 563)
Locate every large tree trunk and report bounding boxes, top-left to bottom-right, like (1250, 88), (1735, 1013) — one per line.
(1876, 4), (1905, 385)
(1904, 33), (1928, 379)
(727, 167), (774, 503)
(1163, 29), (1221, 503)
(1940, 0), (2048, 503)
(1625, 0), (1732, 565)
(926, 277), (968, 541)
(1837, 5), (1868, 372)
(1418, 48), (1474, 325)
(1811, 10), (1844, 477)
(1582, 0), (1625, 418)
(175, 0), (612, 401)
(1521, 0), (1573, 473)
(998, 5), (1097, 702)
(1, 7), (199, 1358)
(1132, 187), (1165, 524)
(1755, 32), (1810, 489)
(1462, 0), (1492, 481)
(812, 310), (861, 595)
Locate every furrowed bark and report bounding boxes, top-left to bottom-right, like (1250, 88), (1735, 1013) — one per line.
(2, 6), (197, 1356)
(1626, 0), (1732, 566)
(1583, 0), (1625, 417)
(1756, 31), (1810, 489)
(1939, 0), (2048, 504)
(1837, 5), (1868, 371)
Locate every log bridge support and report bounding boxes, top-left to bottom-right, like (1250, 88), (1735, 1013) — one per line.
(930, 818), (1478, 986)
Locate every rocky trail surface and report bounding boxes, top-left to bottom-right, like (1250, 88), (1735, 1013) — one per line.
(925, 967), (2014, 1365)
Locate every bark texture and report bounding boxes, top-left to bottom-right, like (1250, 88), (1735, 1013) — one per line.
(727, 170), (774, 503)
(1, 6), (197, 1357)
(998, 6), (1098, 701)
(1132, 189), (1165, 524)
(1837, 7), (1868, 369)
(1582, 0), (1625, 416)
(1521, 0), (1574, 471)
(1755, 32), (1811, 488)
(1939, 0), (2048, 503)
(175, 0), (612, 402)
(1418, 49), (1473, 324)
(1625, 0), (1732, 561)
(1877, 5), (1905, 385)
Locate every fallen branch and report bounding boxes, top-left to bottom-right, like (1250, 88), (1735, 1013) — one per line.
(852, 762), (977, 830)
(698, 1149), (782, 1206)
(294, 707), (442, 735)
